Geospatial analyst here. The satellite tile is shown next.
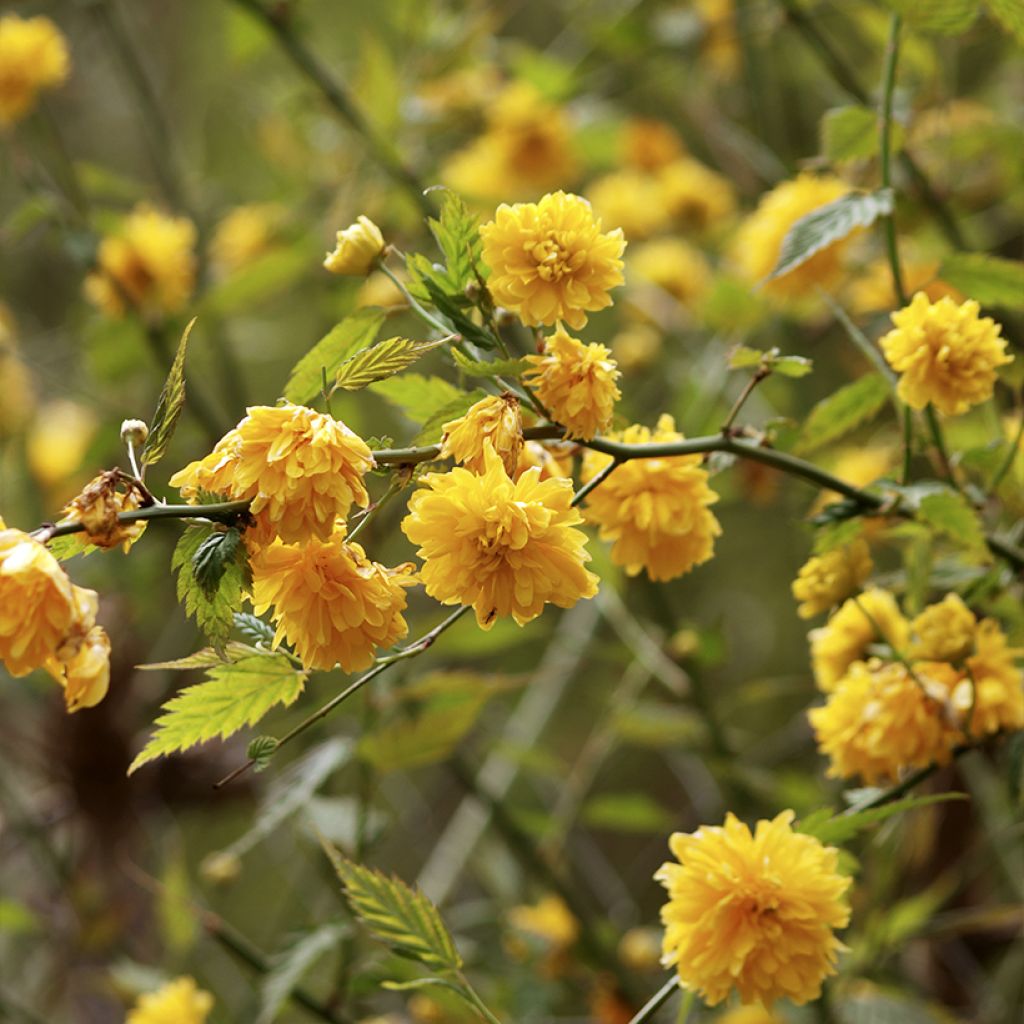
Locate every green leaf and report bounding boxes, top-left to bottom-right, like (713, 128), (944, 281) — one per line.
(192, 527), (248, 597)
(234, 612), (276, 647)
(880, 0), (980, 34)
(938, 252), (1024, 310)
(917, 489), (987, 552)
(774, 355), (814, 378)
(247, 735), (279, 773)
(428, 190), (483, 292)
(768, 190), (894, 282)
(128, 654), (307, 774)
(370, 373), (467, 425)
(451, 348), (532, 378)
(141, 317), (195, 467)
(173, 526), (252, 645)
(822, 105), (906, 161)
(334, 336), (450, 391)
(284, 309), (386, 404)
(813, 517), (866, 555)
(582, 792), (676, 833)
(406, 253), (496, 350)
(45, 533), (97, 561)
(138, 643), (253, 671)
(798, 792), (967, 845)
(796, 373), (892, 454)
(728, 345), (765, 369)
(986, 0), (1024, 43)
(323, 844), (463, 973)
(258, 924), (348, 1024)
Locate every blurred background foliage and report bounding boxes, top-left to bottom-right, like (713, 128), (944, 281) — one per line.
(1, 1), (1023, 1021)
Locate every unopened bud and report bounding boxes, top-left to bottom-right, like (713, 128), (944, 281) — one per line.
(120, 419), (149, 446)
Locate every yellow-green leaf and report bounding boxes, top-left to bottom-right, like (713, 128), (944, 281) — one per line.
(370, 373), (467, 425)
(917, 489), (987, 552)
(796, 373), (892, 454)
(141, 317), (195, 467)
(938, 252), (1024, 310)
(334, 336), (450, 391)
(285, 309), (386, 404)
(986, 0), (1024, 43)
(451, 348), (531, 378)
(822, 105), (905, 161)
(880, 0), (980, 34)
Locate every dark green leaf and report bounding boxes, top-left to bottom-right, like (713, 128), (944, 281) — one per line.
(192, 527), (247, 597)
(247, 735), (280, 774)
(797, 792), (967, 845)
(334, 336), (450, 391)
(173, 526), (252, 645)
(45, 534), (97, 561)
(141, 317), (195, 467)
(796, 373), (892, 453)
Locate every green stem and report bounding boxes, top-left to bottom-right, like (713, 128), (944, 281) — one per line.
(34, 500), (252, 542)
(924, 403), (959, 488)
(454, 973), (504, 1024)
(625, 975), (682, 1024)
(346, 470), (408, 543)
(379, 262), (455, 338)
(989, 412), (1024, 492)
(879, 12), (907, 309)
(722, 367), (771, 434)
(571, 458), (619, 508)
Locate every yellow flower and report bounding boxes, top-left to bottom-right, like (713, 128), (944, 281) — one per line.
(169, 404), (373, 546)
(629, 238), (713, 310)
(514, 440), (574, 482)
(909, 593), (976, 662)
(323, 216), (385, 276)
(251, 532), (413, 672)
(620, 118), (685, 171)
(524, 327), (621, 440)
(791, 539), (872, 619)
(401, 443), (598, 629)
(732, 174), (850, 301)
(655, 810), (850, 1007)
(83, 204), (196, 319)
(611, 323), (661, 372)
(809, 588), (909, 691)
(210, 203), (279, 274)
(879, 293), (1012, 416)
(507, 894), (579, 950)
(657, 157), (737, 233)
(480, 191), (626, 330)
(126, 976), (213, 1024)
(59, 470), (147, 551)
(695, 0), (740, 77)
(26, 399), (97, 491)
(440, 393), (523, 475)
(45, 624), (110, 712)
(957, 619), (1024, 738)
(847, 257), (961, 315)
(581, 415), (721, 582)
(809, 658), (960, 784)
(587, 170), (670, 241)
(0, 14), (70, 127)
(716, 1007), (786, 1024)
(0, 326), (36, 436)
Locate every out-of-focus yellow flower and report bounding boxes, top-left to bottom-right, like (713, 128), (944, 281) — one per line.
(809, 587), (909, 691)
(169, 404), (374, 546)
(440, 393), (523, 475)
(401, 443), (598, 629)
(26, 400), (97, 492)
(323, 216), (385, 276)
(0, 311), (36, 436)
(126, 976), (213, 1024)
(611, 322), (661, 372)
(210, 203), (280, 274)
(416, 63), (502, 116)
(251, 531), (412, 672)
(587, 169), (670, 241)
(847, 257), (962, 315)
(656, 810), (850, 1007)
(629, 238), (713, 311)
(732, 174), (850, 301)
(880, 293), (1012, 416)
(524, 327), (620, 440)
(696, 0), (740, 77)
(45, 623), (110, 712)
(581, 415), (721, 582)
(442, 81), (579, 202)
(618, 927), (663, 972)
(59, 470), (147, 551)
(791, 539), (872, 619)
(480, 191), (626, 330)
(620, 118), (685, 171)
(959, 619), (1024, 738)
(657, 157), (737, 233)
(357, 270), (408, 310)
(715, 1006), (785, 1024)
(0, 14), (70, 127)
(83, 204), (196, 319)
(508, 894), (579, 949)
(514, 440), (573, 481)
(809, 658), (960, 783)
(909, 593), (976, 662)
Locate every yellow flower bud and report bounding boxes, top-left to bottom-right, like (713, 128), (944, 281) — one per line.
(323, 216), (385, 276)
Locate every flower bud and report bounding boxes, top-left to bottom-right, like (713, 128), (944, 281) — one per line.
(323, 216), (385, 276)
(120, 419), (149, 446)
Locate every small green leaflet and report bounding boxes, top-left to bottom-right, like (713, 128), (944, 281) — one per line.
(879, 0), (979, 34)
(917, 489), (987, 553)
(128, 654), (307, 774)
(45, 533), (97, 561)
(141, 317), (195, 468)
(938, 252), (1024, 310)
(582, 792), (675, 834)
(370, 373), (466, 425)
(451, 348), (532, 378)
(247, 735), (279, 773)
(234, 612), (276, 646)
(797, 792), (967, 845)
(427, 190), (483, 292)
(796, 373), (892, 454)
(821, 105), (905, 161)
(323, 843), (463, 974)
(768, 190), (894, 282)
(284, 309), (386, 404)
(138, 642), (253, 671)
(334, 336), (450, 391)
(173, 525), (252, 645)
(986, 0), (1024, 43)
(192, 527), (248, 597)
(729, 346), (764, 369)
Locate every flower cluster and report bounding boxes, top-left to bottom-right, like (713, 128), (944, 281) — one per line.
(0, 14), (69, 127)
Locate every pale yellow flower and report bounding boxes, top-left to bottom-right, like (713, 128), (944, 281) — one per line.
(480, 191), (626, 330)
(629, 238), (713, 310)
(791, 539), (872, 619)
(581, 415), (721, 582)
(0, 14), (70, 127)
(909, 593), (976, 662)
(440, 393), (523, 475)
(169, 404), (374, 546)
(880, 292), (1012, 416)
(210, 203), (279, 274)
(524, 327), (621, 440)
(126, 976), (213, 1024)
(401, 443), (598, 629)
(620, 118), (685, 171)
(847, 257), (962, 315)
(507, 894), (578, 949)
(324, 216), (386, 276)
(587, 169), (670, 241)
(656, 810), (850, 1006)
(611, 322), (661, 372)
(26, 400), (97, 491)
(696, 0), (740, 77)
(657, 157), (737, 233)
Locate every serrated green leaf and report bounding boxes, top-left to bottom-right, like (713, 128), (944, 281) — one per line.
(192, 527), (247, 597)
(774, 355), (814, 378)
(880, 0), (979, 34)
(334, 336), (449, 391)
(45, 533), (97, 561)
(370, 373), (467, 425)
(234, 612), (276, 647)
(798, 792), (967, 845)
(247, 735), (279, 774)
(323, 844), (463, 973)
(428, 190), (483, 292)
(813, 517), (866, 554)
(769, 190), (894, 282)
(938, 252), (1024, 310)
(729, 345), (765, 369)
(821, 105), (906, 161)
(258, 924), (348, 1024)
(173, 526), (252, 645)
(917, 489), (987, 552)
(986, 0), (1024, 43)
(414, 388), (490, 445)
(284, 310), (387, 404)
(451, 348), (532, 378)
(796, 373), (892, 454)
(138, 642), (252, 671)
(406, 253), (496, 350)
(141, 317), (195, 467)
(128, 654), (306, 774)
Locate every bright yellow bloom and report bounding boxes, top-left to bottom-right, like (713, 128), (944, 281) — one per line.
(514, 440), (573, 482)
(0, 14), (70, 127)
(958, 619), (1024, 738)
(629, 238), (713, 310)
(440, 393), (523, 475)
(480, 191), (626, 330)
(26, 399), (97, 491)
(879, 293), (1012, 416)
(251, 532), (412, 672)
(620, 118), (685, 171)
(210, 203), (279, 274)
(791, 539), (872, 619)
(524, 327), (621, 440)
(657, 157), (737, 233)
(809, 588), (909, 691)
(581, 415), (721, 582)
(732, 174), (850, 300)
(45, 624), (110, 712)
(847, 257), (961, 315)
(169, 404), (373, 546)
(809, 658), (960, 784)
(716, 1007), (786, 1024)
(401, 443), (598, 629)
(83, 204), (197, 319)
(507, 894), (579, 950)
(909, 593), (976, 662)
(587, 170), (670, 241)
(323, 216), (385, 276)
(656, 810), (850, 1007)
(59, 470), (146, 551)
(126, 976), (213, 1024)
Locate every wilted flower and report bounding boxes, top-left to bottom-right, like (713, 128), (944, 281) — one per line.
(791, 539), (872, 619)
(45, 624), (111, 712)
(126, 976), (213, 1024)
(656, 810), (850, 1006)
(59, 470), (147, 551)
(323, 216), (386, 276)
(524, 327), (621, 440)
(402, 443), (598, 629)
(879, 293), (1012, 416)
(0, 14), (70, 127)
(582, 415), (721, 582)
(480, 191), (626, 330)
(440, 393), (523, 475)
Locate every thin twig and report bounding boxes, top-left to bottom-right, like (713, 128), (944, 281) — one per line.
(625, 975), (682, 1024)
